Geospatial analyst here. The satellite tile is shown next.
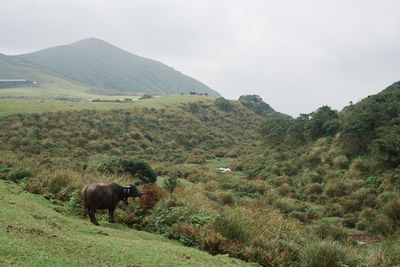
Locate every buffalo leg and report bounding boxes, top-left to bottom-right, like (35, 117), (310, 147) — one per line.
(89, 208), (99, 225)
(109, 207), (115, 223)
(84, 203), (90, 217)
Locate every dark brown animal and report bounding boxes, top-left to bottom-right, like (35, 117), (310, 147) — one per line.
(81, 182), (142, 225)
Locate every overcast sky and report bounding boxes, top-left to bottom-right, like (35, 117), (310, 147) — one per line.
(1, 0), (399, 116)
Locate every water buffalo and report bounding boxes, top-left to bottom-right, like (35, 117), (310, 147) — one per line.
(81, 182), (142, 225)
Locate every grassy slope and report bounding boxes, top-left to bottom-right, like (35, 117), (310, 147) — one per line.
(0, 180), (251, 266)
(0, 95), (213, 117)
(0, 54), (95, 95)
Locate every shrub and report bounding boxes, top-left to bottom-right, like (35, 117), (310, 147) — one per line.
(282, 162), (298, 176)
(349, 188), (377, 210)
(368, 239), (400, 266)
(139, 94), (153, 99)
(47, 172), (70, 196)
(67, 189), (84, 214)
(216, 191), (235, 206)
(98, 157), (157, 183)
(145, 201), (188, 233)
(213, 209), (252, 243)
(368, 215), (393, 236)
(168, 223), (202, 247)
(214, 97), (233, 112)
(333, 155), (349, 169)
(163, 176), (178, 195)
(140, 185), (165, 210)
(0, 163), (12, 179)
(306, 148), (322, 167)
(271, 176), (289, 187)
(314, 222), (348, 242)
(307, 194), (320, 203)
(289, 211), (308, 222)
(8, 167), (34, 183)
(349, 157), (371, 176)
(365, 176), (382, 189)
(323, 204), (344, 217)
(278, 183), (292, 196)
(204, 181), (219, 192)
(23, 177), (44, 195)
(301, 240), (353, 267)
(342, 214), (358, 228)
(304, 183), (323, 195)
(202, 232), (225, 255)
(273, 198), (298, 214)
(385, 198), (400, 223)
(249, 238), (299, 266)
(309, 172), (323, 183)
(325, 182), (347, 197)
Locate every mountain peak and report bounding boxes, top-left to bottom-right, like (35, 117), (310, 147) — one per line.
(18, 39), (220, 96)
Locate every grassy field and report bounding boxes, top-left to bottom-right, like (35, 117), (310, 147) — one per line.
(0, 180), (253, 266)
(0, 82), (141, 100)
(0, 94), (214, 117)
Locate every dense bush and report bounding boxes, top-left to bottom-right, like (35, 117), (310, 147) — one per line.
(98, 157), (157, 183)
(385, 198), (400, 224)
(238, 95), (275, 116)
(213, 209), (252, 243)
(214, 97), (233, 112)
(168, 223), (202, 247)
(7, 167), (34, 183)
(140, 185), (165, 210)
(314, 222), (348, 242)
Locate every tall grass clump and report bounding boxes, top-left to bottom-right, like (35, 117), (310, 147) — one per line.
(367, 237), (400, 266)
(7, 167), (34, 183)
(301, 240), (353, 267)
(213, 208), (252, 243)
(385, 198), (400, 224)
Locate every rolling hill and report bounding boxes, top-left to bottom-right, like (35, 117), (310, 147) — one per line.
(16, 38), (219, 96)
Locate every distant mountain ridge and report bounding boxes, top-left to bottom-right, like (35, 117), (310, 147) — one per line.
(14, 38), (220, 96)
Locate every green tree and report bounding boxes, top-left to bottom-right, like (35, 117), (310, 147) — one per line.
(214, 97), (232, 112)
(372, 125), (400, 167)
(238, 95), (274, 116)
(188, 102), (200, 114)
(163, 176), (178, 195)
(305, 106), (338, 139)
(260, 117), (291, 145)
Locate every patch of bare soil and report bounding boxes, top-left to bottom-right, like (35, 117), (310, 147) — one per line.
(349, 233), (380, 245)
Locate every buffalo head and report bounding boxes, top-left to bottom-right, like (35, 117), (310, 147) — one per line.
(122, 184), (142, 205)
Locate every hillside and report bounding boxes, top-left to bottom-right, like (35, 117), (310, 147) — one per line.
(0, 180), (250, 266)
(17, 38), (219, 96)
(1, 90), (399, 266)
(230, 81), (400, 264)
(0, 53), (108, 99)
(0, 54), (56, 83)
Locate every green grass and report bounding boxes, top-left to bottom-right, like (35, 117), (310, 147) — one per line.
(207, 158), (236, 168)
(133, 95), (214, 108)
(0, 81), (135, 100)
(0, 95), (215, 117)
(0, 98), (134, 117)
(156, 176), (194, 188)
(0, 180), (252, 266)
